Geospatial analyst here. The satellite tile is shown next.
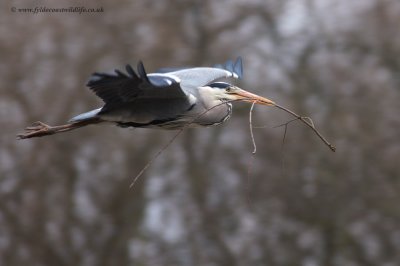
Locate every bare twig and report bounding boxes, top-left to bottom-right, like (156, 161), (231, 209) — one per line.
(249, 102), (257, 154)
(130, 100), (335, 189)
(129, 130), (183, 188)
(302, 116), (315, 128)
(272, 104), (336, 152)
(280, 119), (289, 175)
(281, 120), (289, 149)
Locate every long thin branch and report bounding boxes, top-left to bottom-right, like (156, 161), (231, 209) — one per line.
(129, 130), (183, 188)
(273, 103), (336, 152)
(130, 99), (335, 188)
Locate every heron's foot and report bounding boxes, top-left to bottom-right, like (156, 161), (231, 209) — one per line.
(17, 121), (54, 139)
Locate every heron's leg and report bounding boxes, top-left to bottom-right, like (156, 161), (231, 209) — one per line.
(17, 121), (68, 139)
(17, 120), (98, 139)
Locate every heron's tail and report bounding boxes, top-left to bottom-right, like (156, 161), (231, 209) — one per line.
(69, 108), (102, 123)
(17, 118), (101, 139)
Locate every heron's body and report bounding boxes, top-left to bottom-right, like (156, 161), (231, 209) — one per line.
(76, 82), (232, 130)
(18, 58), (275, 139)
(69, 63), (241, 129)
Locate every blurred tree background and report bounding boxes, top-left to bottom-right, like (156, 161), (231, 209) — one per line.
(1, 0), (400, 265)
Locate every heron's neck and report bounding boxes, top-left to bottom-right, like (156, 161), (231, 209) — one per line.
(197, 87), (225, 109)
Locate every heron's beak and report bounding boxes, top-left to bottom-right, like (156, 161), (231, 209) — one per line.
(231, 86), (275, 106)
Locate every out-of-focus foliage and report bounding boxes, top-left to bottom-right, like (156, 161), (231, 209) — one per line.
(1, 0), (400, 265)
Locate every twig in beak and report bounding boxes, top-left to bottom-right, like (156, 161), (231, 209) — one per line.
(272, 103), (336, 152)
(249, 102), (257, 154)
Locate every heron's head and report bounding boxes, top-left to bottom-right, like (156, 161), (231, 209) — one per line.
(208, 82), (275, 106)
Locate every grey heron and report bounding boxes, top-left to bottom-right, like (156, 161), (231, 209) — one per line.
(17, 57), (275, 139)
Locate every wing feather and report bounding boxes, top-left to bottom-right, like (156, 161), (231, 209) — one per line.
(86, 63), (188, 105)
(168, 67), (234, 88)
(214, 57), (243, 79)
(168, 57), (243, 87)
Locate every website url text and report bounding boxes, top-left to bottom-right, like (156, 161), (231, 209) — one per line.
(11, 6), (104, 15)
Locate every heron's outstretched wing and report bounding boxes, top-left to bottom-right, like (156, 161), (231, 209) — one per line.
(166, 57), (243, 88)
(87, 62), (188, 105)
(86, 62), (194, 123)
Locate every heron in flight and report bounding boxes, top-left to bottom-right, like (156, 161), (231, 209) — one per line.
(18, 57), (275, 139)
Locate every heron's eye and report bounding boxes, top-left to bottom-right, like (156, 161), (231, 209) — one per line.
(225, 87), (232, 93)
